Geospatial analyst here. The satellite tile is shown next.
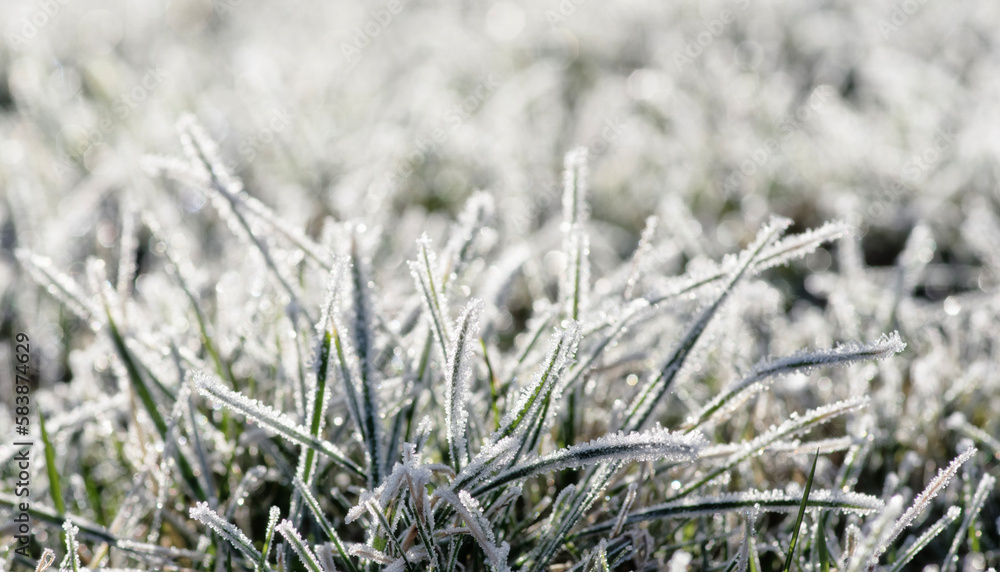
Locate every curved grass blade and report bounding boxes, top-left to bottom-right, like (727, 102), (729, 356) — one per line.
(622, 216), (792, 433)
(574, 488), (881, 537)
(275, 520), (325, 572)
(473, 427), (704, 496)
(190, 502), (271, 571)
(195, 372), (364, 478)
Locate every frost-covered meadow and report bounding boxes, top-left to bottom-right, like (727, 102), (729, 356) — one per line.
(1, 0), (999, 570)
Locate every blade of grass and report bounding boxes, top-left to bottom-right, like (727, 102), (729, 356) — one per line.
(291, 477), (360, 572)
(38, 411), (65, 515)
(105, 304), (207, 502)
(783, 451), (819, 572)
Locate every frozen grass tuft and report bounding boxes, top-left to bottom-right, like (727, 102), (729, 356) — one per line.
(3, 87), (996, 571)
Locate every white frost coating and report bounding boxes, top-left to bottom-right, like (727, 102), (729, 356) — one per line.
(177, 114), (242, 194)
(624, 215), (659, 300)
(15, 249), (102, 323)
(539, 484), (578, 540)
(496, 321), (581, 439)
(349, 544), (395, 565)
(316, 258), (347, 340)
(484, 485), (523, 519)
(194, 372), (353, 468)
(611, 482), (639, 537)
(691, 331), (905, 428)
(443, 190), (496, 281)
(436, 488), (512, 572)
(747, 396), (870, 451)
(867, 447), (977, 568)
(62, 519), (82, 572)
(241, 193), (329, 268)
(646, 218), (842, 306)
(113, 540), (212, 564)
(315, 544), (339, 572)
(687, 397), (869, 499)
(141, 153), (210, 188)
(190, 502), (262, 563)
(453, 435), (519, 491)
(638, 489), (883, 519)
(561, 149), (592, 322)
(754, 219), (852, 273)
(561, 228), (591, 321)
(265, 506), (280, 548)
(275, 519), (324, 572)
(446, 299), (484, 469)
(888, 506), (962, 572)
(410, 234), (451, 365)
(346, 227), (383, 485)
(625, 217), (792, 433)
(551, 426), (705, 468)
(742, 216), (794, 266)
(562, 147), (590, 230)
(349, 442), (444, 533)
(484, 426), (705, 491)
(942, 472), (995, 572)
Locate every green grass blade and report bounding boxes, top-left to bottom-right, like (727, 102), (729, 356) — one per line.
(887, 506), (961, 572)
(292, 477), (360, 572)
(816, 513), (831, 572)
(38, 411), (65, 515)
(783, 451), (819, 572)
(105, 306), (207, 502)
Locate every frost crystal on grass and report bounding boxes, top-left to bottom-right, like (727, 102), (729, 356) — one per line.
(445, 299), (484, 469)
(436, 489), (512, 572)
(495, 321), (581, 440)
(478, 427), (705, 493)
(9, 36), (995, 570)
(863, 447), (978, 569)
(690, 332), (905, 429)
(189, 502), (263, 567)
(276, 520), (325, 572)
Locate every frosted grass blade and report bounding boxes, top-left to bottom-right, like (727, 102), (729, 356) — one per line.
(190, 502), (270, 571)
(941, 473), (994, 572)
(622, 216), (792, 433)
(859, 447), (977, 570)
(195, 372), (364, 478)
(888, 507), (961, 572)
(474, 427), (704, 495)
(275, 520), (325, 572)
(445, 299), (484, 470)
(575, 488), (881, 537)
(686, 331), (905, 431)
(347, 228), (383, 487)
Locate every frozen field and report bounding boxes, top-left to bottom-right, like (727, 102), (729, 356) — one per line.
(1, 1), (999, 570)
